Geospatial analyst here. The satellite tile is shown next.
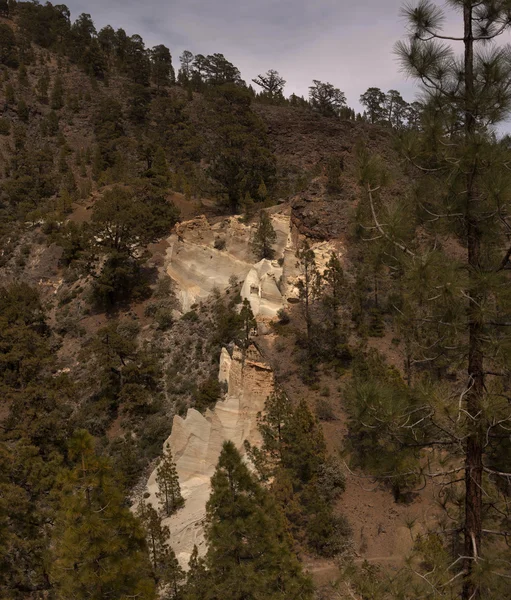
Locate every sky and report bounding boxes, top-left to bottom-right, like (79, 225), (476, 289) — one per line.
(60, 0), (488, 115)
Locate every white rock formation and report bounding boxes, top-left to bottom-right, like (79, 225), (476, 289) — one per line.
(165, 210), (293, 317)
(164, 209), (344, 319)
(144, 209), (347, 569)
(145, 344), (274, 568)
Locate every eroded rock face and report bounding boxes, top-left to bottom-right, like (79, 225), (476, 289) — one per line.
(165, 210), (294, 316)
(165, 209), (344, 319)
(145, 344), (274, 568)
(145, 211), (346, 568)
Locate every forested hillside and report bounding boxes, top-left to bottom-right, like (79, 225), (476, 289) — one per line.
(1, 1), (511, 599)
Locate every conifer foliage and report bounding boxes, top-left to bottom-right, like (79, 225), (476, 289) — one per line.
(137, 499), (184, 597)
(251, 210), (277, 260)
(51, 430), (155, 600)
(189, 440), (313, 600)
(351, 2), (511, 597)
(156, 443), (184, 517)
(248, 393), (349, 557)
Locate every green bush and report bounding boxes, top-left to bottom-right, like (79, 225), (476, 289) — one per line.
(316, 398), (335, 421)
(344, 351), (424, 501)
(0, 117), (11, 135)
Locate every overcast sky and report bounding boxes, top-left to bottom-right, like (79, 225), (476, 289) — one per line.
(60, 0), (499, 117)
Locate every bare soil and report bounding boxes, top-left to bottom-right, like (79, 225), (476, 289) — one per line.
(257, 318), (442, 589)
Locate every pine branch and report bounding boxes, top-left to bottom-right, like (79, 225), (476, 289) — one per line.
(497, 244), (511, 271)
(367, 185), (416, 257)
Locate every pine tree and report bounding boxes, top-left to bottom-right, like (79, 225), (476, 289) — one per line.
(137, 499), (184, 597)
(352, 2), (511, 597)
(238, 298), (256, 350)
(151, 146), (170, 186)
(241, 191), (255, 219)
(35, 68), (50, 104)
(309, 80), (346, 116)
(396, 3), (511, 599)
(156, 443), (184, 517)
(50, 74), (64, 110)
(251, 210), (277, 260)
(282, 399), (326, 485)
(151, 44), (175, 90)
(321, 252), (349, 360)
(183, 545), (208, 600)
(137, 499), (170, 574)
(201, 441), (314, 600)
(359, 87), (387, 123)
(256, 389), (293, 467)
(252, 70), (286, 100)
(252, 393), (347, 557)
(51, 430), (156, 600)
(296, 242), (320, 370)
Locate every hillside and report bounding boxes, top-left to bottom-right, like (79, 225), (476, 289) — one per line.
(1, 3), (511, 600)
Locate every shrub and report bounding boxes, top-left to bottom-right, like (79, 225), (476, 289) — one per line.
(154, 308), (174, 330)
(0, 117), (11, 135)
(317, 456), (346, 502)
(195, 376), (222, 412)
(277, 308), (290, 324)
(316, 398), (335, 421)
(182, 310), (199, 322)
(214, 237), (226, 250)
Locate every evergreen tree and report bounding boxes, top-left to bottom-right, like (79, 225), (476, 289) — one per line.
(183, 545), (208, 600)
(296, 242), (320, 368)
(320, 252), (350, 360)
(255, 390), (293, 469)
(35, 68), (50, 103)
(51, 430), (156, 600)
(250, 393), (348, 557)
(238, 298), (256, 350)
(282, 399), (326, 485)
(351, 2), (511, 597)
(252, 69), (286, 100)
(194, 53), (243, 86)
(124, 34), (150, 86)
(360, 87), (387, 123)
(178, 50), (194, 84)
(206, 85), (276, 212)
(50, 74), (64, 110)
(150, 146), (170, 185)
(137, 499), (184, 596)
(385, 88), (408, 128)
(251, 210), (277, 259)
(309, 80), (346, 116)
(151, 44), (175, 89)
(396, 3), (511, 598)
(201, 441), (313, 600)
(156, 443), (184, 517)
(0, 23), (18, 67)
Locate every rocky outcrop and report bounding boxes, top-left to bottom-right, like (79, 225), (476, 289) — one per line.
(165, 209), (344, 318)
(144, 210), (346, 569)
(145, 344), (274, 568)
(165, 210), (294, 316)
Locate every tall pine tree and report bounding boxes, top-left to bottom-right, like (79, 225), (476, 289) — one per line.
(137, 498), (184, 597)
(51, 431), (156, 600)
(198, 441), (313, 600)
(353, 2), (511, 597)
(156, 443), (184, 517)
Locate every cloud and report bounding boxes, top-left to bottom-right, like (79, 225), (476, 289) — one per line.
(61, 0), (511, 128)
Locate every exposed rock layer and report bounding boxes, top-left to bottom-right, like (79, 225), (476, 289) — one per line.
(165, 210), (294, 316)
(145, 345), (274, 568)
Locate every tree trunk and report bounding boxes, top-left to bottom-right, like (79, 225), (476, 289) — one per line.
(462, 6), (484, 599)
